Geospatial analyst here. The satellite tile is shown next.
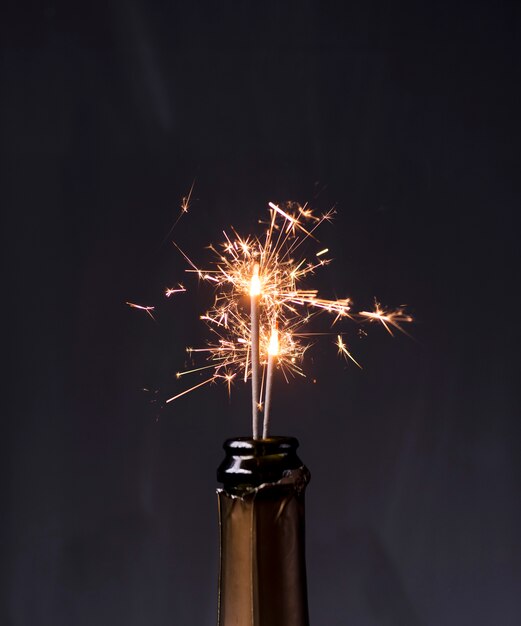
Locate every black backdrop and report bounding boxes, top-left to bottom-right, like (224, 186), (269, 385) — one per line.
(2, 2), (520, 625)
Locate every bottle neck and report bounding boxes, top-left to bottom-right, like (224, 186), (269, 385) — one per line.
(217, 437), (310, 626)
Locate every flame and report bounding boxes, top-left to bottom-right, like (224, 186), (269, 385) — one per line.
(268, 328), (279, 357)
(249, 263), (261, 297)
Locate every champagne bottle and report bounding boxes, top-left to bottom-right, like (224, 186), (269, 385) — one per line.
(217, 436), (310, 626)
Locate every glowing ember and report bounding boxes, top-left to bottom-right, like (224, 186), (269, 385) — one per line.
(166, 201), (412, 406)
(336, 334), (362, 369)
(126, 301), (156, 321)
(165, 284), (186, 298)
(359, 301), (413, 337)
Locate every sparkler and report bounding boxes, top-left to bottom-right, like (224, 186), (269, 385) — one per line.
(166, 201), (412, 437)
(250, 264), (261, 438)
(263, 327), (279, 438)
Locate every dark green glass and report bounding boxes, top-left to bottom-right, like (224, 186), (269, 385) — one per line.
(217, 437), (310, 626)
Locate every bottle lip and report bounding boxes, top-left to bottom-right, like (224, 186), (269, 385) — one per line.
(222, 436), (299, 456)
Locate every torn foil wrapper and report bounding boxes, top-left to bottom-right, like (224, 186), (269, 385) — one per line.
(217, 467), (310, 626)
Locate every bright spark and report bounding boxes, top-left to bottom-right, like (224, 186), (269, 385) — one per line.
(336, 334), (362, 369)
(359, 301), (413, 337)
(126, 301), (156, 321)
(160, 180), (196, 247)
(181, 179), (196, 214)
(165, 284), (186, 297)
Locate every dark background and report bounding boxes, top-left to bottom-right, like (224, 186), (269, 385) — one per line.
(2, 1), (520, 625)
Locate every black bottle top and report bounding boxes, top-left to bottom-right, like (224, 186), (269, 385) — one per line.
(217, 436), (307, 493)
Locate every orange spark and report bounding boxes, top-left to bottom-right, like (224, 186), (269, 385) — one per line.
(165, 284), (186, 297)
(126, 301), (156, 321)
(336, 335), (362, 369)
(359, 301), (413, 336)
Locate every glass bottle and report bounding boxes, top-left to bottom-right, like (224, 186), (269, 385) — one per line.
(217, 436), (310, 626)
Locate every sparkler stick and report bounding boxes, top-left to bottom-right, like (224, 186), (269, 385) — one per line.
(250, 264), (261, 439)
(262, 327), (279, 438)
